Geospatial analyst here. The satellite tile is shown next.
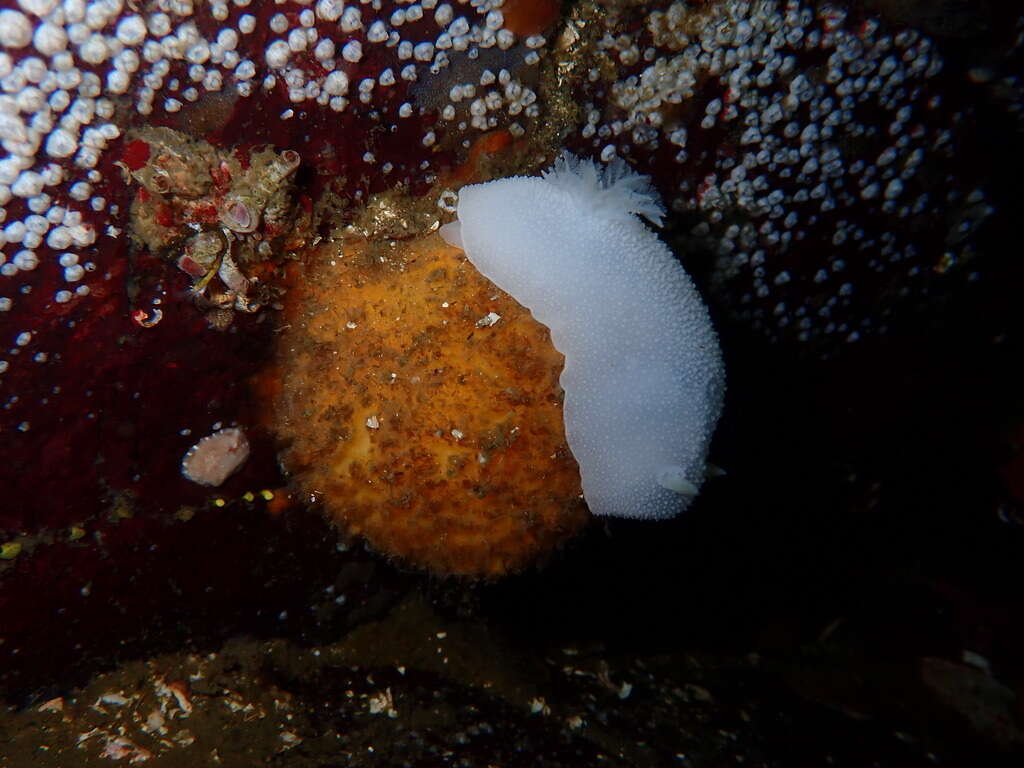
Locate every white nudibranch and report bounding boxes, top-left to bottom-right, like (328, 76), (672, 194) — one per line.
(441, 152), (725, 520)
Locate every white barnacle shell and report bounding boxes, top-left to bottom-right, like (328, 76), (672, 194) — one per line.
(219, 196), (258, 233)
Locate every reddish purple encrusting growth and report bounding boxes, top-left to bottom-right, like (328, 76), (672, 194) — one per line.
(0, 0), (555, 687)
(1, 0), (549, 398)
(0, 0), (546, 511)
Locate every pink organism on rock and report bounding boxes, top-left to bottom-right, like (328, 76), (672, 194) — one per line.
(181, 427), (250, 488)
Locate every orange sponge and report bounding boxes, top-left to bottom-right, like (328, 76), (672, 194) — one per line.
(264, 233), (588, 577)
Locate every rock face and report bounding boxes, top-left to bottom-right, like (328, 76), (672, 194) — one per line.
(0, 0), (564, 682)
(0, 0), (1016, 696)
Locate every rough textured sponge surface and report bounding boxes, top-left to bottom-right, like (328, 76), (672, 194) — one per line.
(263, 235), (588, 577)
(451, 155), (725, 519)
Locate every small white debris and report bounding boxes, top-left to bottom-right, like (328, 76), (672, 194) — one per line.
(98, 692), (130, 707)
(37, 697), (64, 713)
(99, 736), (152, 763)
(367, 688), (397, 717)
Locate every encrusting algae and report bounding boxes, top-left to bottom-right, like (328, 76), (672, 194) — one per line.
(259, 232), (588, 577)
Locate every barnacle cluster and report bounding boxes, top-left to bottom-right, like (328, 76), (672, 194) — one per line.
(125, 127), (308, 328)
